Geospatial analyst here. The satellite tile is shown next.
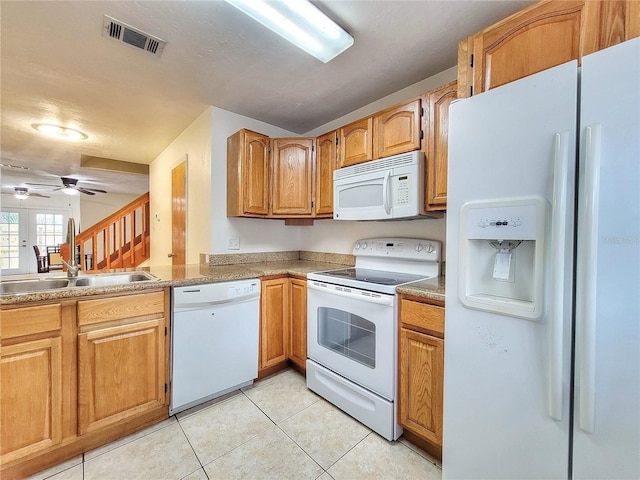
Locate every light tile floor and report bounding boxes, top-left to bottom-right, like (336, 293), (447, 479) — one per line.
(29, 369), (442, 480)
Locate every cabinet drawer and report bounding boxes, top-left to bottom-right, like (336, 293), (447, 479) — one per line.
(78, 291), (165, 326)
(400, 299), (444, 335)
(1, 304), (62, 339)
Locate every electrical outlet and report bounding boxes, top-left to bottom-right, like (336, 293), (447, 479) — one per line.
(228, 236), (240, 250)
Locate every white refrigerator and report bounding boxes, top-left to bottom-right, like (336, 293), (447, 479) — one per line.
(443, 37), (639, 479)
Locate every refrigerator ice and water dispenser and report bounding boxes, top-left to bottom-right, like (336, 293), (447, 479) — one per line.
(458, 197), (547, 319)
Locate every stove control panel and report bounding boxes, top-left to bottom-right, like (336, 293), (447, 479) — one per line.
(353, 237), (441, 262)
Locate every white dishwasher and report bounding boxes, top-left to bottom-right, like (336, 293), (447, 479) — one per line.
(170, 279), (260, 415)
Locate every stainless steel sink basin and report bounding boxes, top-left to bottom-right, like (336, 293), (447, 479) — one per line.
(0, 271), (158, 295)
(0, 278), (70, 295)
(72, 271), (158, 287)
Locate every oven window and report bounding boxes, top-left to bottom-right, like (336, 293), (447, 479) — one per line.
(317, 307), (375, 368)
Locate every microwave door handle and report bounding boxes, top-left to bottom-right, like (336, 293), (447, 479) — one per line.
(382, 170), (391, 214)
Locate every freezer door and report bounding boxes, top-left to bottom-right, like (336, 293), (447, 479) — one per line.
(573, 37), (640, 480)
(443, 61), (578, 479)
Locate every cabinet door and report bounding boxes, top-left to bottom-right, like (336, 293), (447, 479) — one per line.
(466, 0), (638, 96)
(339, 117), (373, 167)
(373, 99), (422, 159)
(271, 138), (314, 216)
(1, 337), (62, 463)
(78, 318), (166, 434)
(289, 278), (307, 370)
(260, 278), (290, 370)
(399, 328), (444, 446)
(315, 131), (337, 217)
(243, 131), (271, 215)
(424, 81), (456, 210)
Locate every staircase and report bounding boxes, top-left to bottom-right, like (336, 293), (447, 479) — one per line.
(76, 192), (150, 271)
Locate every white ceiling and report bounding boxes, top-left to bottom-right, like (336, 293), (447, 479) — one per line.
(0, 0), (534, 197)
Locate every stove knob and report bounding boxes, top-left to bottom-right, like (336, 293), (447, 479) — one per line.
(361, 242), (368, 250)
(354, 242), (360, 250)
(415, 243), (424, 252)
(427, 244), (435, 253)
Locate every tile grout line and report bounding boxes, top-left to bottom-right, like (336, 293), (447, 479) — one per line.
(175, 414), (210, 480)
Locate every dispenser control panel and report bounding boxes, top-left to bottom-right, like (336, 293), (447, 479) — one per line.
(465, 202), (540, 240)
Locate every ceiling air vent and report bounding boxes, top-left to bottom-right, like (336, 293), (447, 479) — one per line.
(102, 15), (166, 57)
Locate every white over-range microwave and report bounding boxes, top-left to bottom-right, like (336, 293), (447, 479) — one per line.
(333, 150), (426, 221)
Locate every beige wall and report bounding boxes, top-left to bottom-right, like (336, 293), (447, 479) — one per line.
(149, 107), (213, 266)
(80, 192), (140, 231)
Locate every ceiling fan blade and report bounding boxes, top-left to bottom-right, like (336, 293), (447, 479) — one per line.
(25, 182), (60, 187)
(30, 193), (51, 198)
(76, 187), (97, 195)
(79, 187), (107, 193)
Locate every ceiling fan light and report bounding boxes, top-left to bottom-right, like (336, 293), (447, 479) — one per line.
(62, 187), (79, 195)
(14, 193), (28, 200)
(32, 123), (88, 141)
(225, 0), (353, 63)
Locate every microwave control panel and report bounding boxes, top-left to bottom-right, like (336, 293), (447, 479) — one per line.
(394, 175), (410, 205)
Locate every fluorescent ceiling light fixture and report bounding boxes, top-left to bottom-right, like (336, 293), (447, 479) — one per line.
(32, 123), (88, 140)
(62, 187), (79, 196)
(225, 0), (353, 63)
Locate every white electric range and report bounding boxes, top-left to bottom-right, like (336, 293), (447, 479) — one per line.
(306, 237), (441, 440)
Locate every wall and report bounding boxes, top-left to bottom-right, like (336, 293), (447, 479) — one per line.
(80, 192), (140, 231)
(149, 107), (213, 266)
(209, 107), (297, 253)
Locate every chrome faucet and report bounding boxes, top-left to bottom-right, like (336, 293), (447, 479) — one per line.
(61, 217), (80, 278)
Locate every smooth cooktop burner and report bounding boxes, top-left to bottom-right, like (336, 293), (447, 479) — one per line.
(313, 268), (427, 287)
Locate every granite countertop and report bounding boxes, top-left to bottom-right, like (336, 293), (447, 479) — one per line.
(1, 260), (445, 305)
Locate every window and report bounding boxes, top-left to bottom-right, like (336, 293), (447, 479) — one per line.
(35, 213), (64, 250)
(0, 211), (20, 269)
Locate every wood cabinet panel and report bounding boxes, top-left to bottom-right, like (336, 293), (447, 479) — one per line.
(77, 291), (165, 327)
(1, 337), (62, 463)
(271, 138), (314, 216)
(399, 328), (444, 447)
(260, 278), (290, 370)
(78, 318), (166, 434)
(315, 131), (337, 217)
(400, 299), (444, 336)
(339, 117), (373, 167)
(424, 81), (456, 210)
(289, 278), (307, 370)
(1, 304), (61, 339)
(227, 129), (270, 216)
(459, 0), (639, 97)
(373, 98), (422, 159)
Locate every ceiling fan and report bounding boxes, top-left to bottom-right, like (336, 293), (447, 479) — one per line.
(1, 186), (51, 199)
(26, 177), (108, 195)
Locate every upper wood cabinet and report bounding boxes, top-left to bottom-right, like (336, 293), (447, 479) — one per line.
(260, 277), (290, 371)
(424, 81), (456, 211)
(458, 0), (640, 97)
(289, 277), (308, 371)
(227, 129), (270, 216)
(271, 138), (315, 216)
(339, 117), (373, 168)
(314, 131), (337, 217)
(373, 98), (422, 159)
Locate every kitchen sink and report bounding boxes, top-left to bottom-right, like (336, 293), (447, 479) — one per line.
(0, 278), (71, 295)
(72, 272), (158, 287)
(0, 271), (158, 295)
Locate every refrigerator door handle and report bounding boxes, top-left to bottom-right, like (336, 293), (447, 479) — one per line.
(548, 131), (570, 421)
(578, 124), (602, 434)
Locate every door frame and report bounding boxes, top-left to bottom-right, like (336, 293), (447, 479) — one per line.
(171, 157), (187, 265)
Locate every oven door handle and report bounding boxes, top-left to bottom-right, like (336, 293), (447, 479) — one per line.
(307, 281), (394, 306)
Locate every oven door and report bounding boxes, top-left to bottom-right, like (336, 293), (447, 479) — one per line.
(307, 280), (396, 400)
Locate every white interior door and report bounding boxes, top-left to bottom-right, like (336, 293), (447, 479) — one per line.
(0, 208), (30, 274)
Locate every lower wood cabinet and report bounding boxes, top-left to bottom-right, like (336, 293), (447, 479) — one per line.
(260, 277), (290, 371)
(1, 289), (170, 480)
(259, 276), (308, 375)
(289, 277), (307, 370)
(398, 295), (445, 454)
